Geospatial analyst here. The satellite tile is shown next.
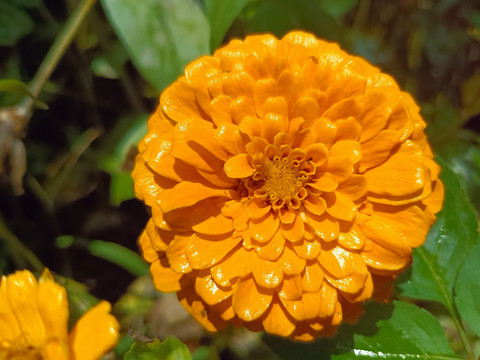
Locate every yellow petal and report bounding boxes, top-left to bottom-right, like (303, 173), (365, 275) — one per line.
(304, 143), (328, 165)
(364, 152), (426, 197)
(277, 274), (303, 300)
(251, 255), (284, 288)
(195, 270), (233, 306)
(244, 198), (271, 219)
(386, 103), (414, 141)
(359, 130), (402, 172)
(215, 122), (237, 155)
(292, 239), (321, 260)
(138, 224), (159, 263)
(253, 78), (275, 119)
(70, 301), (119, 360)
(291, 97), (320, 121)
(301, 260), (324, 293)
(329, 140), (361, 164)
(322, 97), (363, 121)
(171, 118), (228, 171)
(261, 113), (286, 144)
(303, 193), (327, 216)
(263, 97), (289, 122)
(275, 69), (305, 109)
(337, 174), (367, 201)
(324, 191), (357, 221)
(278, 242), (306, 275)
(262, 299), (296, 337)
(38, 269), (69, 341)
(312, 117), (337, 149)
(221, 71), (255, 99)
(160, 78), (206, 123)
(326, 155), (355, 183)
(249, 213), (279, 243)
(230, 96), (256, 124)
(280, 291), (321, 321)
(318, 282), (337, 318)
(304, 211), (339, 242)
(210, 244), (251, 287)
(186, 233), (242, 270)
(2, 271), (46, 347)
(209, 95), (232, 125)
(232, 275), (273, 321)
(150, 256), (183, 292)
(255, 229), (285, 261)
(308, 172), (338, 193)
(280, 214), (305, 243)
(192, 212), (234, 235)
(358, 92), (391, 143)
(369, 204), (433, 248)
(158, 182), (230, 213)
(177, 287), (227, 332)
(422, 180), (444, 214)
(291, 128), (317, 150)
(166, 235), (192, 274)
(338, 221), (366, 250)
(335, 118), (361, 141)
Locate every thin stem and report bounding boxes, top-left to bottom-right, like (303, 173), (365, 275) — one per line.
(448, 305), (475, 360)
(20, 0), (98, 118)
(0, 215), (44, 273)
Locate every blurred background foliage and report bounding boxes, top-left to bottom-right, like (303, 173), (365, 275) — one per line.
(1, 0), (480, 359)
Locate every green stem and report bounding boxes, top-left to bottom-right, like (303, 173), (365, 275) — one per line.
(0, 215), (44, 273)
(20, 0), (98, 118)
(449, 304), (475, 360)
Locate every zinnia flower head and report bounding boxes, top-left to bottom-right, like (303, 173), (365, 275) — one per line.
(133, 31), (444, 341)
(0, 269), (119, 359)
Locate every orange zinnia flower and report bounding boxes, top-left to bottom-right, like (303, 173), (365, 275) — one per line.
(133, 31), (444, 341)
(0, 269), (119, 359)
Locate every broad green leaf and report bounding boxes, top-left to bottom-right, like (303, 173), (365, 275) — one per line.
(244, 0), (339, 41)
(88, 240), (149, 277)
(397, 163), (480, 308)
(0, 0), (34, 47)
(265, 301), (460, 360)
(101, 0), (210, 92)
(125, 337), (192, 360)
(205, 0), (248, 49)
(455, 242), (480, 338)
(333, 301), (460, 359)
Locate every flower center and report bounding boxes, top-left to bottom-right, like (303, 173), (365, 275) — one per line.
(261, 156), (301, 202)
(243, 144), (316, 211)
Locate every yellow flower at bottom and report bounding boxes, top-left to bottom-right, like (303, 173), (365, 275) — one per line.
(133, 31), (444, 341)
(0, 269), (119, 360)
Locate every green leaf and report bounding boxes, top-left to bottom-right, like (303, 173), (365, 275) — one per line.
(265, 301), (460, 360)
(437, 133), (480, 214)
(97, 114), (147, 205)
(455, 242), (480, 338)
(88, 240), (149, 277)
(56, 276), (100, 328)
(101, 0), (210, 92)
(244, 0), (339, 41)
(318, 0), (357, 18)
(125, 337), (192, 360)
(0, 79), (48, 109)
(205, 0), (248, 49)
(397, 163), (480, 308)
(0, 0), (34, 47)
